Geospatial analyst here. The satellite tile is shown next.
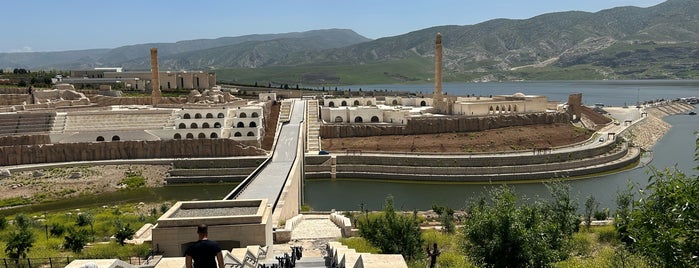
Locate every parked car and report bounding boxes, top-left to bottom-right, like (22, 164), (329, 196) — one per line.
(598, 137), (605, 142)
(318, 150), (330, 155)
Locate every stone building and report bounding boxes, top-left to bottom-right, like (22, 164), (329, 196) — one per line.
(66, 69), (216, 91)
(453, 93), (548, 116)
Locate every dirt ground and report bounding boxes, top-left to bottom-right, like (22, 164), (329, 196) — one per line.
(321, 123), (593, 153)
(0, 165), (169, 202)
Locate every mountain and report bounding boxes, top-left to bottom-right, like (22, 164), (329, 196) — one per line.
(0, 29), (371, 70)
(266, 0), (699, 82)
(2, 0), (699, 83)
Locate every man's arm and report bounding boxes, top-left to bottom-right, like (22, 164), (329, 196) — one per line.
(185, 255), (193, 268)
(217, 251), (225, 268)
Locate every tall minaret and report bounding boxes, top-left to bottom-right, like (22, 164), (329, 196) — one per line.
(434, 33), (443, 97)
(150, 48), (162, 105)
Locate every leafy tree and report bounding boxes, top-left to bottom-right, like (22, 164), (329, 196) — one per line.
(49, 222), (66, 237)
(431, 204), (455, 234)
(5, 215), (35, 260)
(76, 213), (93, 227)
(63, 227), (89, 253)
(0, 217), (7, 230)
(114, 220), (135, 246)
(625, 166), (699, 267)
(461, 185), (579, 267)
(14, 214), (32, 229)
(584, 195), (598, 231)
(357, 196), (423, 260)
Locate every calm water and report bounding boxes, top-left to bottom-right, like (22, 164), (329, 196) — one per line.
(305, 81), (699, 211)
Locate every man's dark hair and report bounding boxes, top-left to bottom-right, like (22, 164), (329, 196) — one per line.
(197, 224), (208, 234)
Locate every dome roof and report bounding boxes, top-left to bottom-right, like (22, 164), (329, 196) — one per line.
(513, 92), (526, 97)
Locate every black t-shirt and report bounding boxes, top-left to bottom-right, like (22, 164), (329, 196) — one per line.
(185, 239), (222, 268)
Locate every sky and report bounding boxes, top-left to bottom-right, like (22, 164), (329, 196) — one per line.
(2, 0), (666, 53)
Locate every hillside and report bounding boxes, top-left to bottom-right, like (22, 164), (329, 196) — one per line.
(2, 0), (698, 84)
(0, 29), (371, 70)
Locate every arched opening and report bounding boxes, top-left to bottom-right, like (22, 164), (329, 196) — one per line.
(239, 112), (247, 118)
(178, 123), (186, 129)
(195, 113), (202, 119)
(251, 112), (259, 118)
(371, 116), (380, 123)
(206, 113), (213, 119)
(501, 105), (506, 113)
(234, 132), (242, 137)
(214, 122), (222, 128)
(247, 131), (255, 136)
(495, 106), (500, 113)
(489, 106), (494, 114)
(354, 116), (363, 123)
(186, 133), (194, 139)
(367, 101), (373, 106)
(328, 101), (335, 107)
(198, 133), (206, 139)
(183, 113), (191, 119)
(174, 133), (181, 139)
(334, 116), (343, 123)
(249, 122), (257, 127)
(111, 135), (120, 141)
(237, 122), (245, 128)
(420, 100), (427, 106)
(341, 101), (347, 106)
(217, 113), (225, 118)
(202, 122), (210, 128)
(210, 133), (218, 138)
(392, 100), (398, 105)
(190, 123), (198, 129)
(353, 100), (360, 106)
(513, 105), (518, 112)
(96, 136), (105, 142)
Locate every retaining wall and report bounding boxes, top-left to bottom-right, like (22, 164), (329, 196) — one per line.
(320, 112), (570, 138)
(0, 139), (266, 166)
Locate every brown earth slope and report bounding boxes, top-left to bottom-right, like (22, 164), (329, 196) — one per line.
(322, 123), (592, 153)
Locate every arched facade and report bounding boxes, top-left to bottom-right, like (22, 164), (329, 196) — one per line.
(371, 116), (380, 123)
(96, 136), (105, 141)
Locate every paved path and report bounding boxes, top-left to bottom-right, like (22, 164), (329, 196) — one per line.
(291, 215), (342, 240)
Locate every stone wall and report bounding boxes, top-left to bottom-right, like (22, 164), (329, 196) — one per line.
(90, 95), (186, 106)
(320, 112), (570, 138)
(0, 139), (266, 166)
(0, 134), (50, 146)
(0, 94), (31, 106)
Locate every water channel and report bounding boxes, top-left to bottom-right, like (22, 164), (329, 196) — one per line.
(304, 80), (699, 211)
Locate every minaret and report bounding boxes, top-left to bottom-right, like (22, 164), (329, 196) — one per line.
(150, 48), (162, 105)
(434, 33), (443, 97)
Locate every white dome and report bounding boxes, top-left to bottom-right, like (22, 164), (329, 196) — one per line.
(513, 92), (526, 97)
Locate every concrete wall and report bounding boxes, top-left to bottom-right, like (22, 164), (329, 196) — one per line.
(0, 134), (51, 146)
(321, 112), (569, 138)
(0, 139), (266, 166)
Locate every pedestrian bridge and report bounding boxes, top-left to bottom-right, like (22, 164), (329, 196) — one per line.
(223, 99), (306, 224)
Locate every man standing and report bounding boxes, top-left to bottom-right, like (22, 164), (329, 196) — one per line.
(185, 224), (225, 268)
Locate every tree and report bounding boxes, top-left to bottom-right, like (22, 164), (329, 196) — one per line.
(63, 228), (89, 253)
(584, 195), (598, 231)
(357, 196), (423, 260)
(75, 213), (93, 227)
(431, 204), (455, 234)
(461, 185), (579, 267)
(625, 166), (699, 267)
(114, 220), (135, 246)
(5, 214), (35, 260)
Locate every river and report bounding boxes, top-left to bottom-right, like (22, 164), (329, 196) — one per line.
(305, 80), (699, 211)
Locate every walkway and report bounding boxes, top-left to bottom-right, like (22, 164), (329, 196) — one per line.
(231, 100), (306, 205)
(291, 215), (342, 240)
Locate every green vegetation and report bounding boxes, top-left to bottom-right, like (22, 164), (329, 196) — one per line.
(356, 196), (424, 260)
(120, 170), (146, 189)
(0, 202), (169, 260)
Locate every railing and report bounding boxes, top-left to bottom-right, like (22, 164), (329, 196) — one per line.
(1, 257), (73, 268)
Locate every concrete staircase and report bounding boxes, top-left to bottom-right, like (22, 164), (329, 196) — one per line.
(306, 99), (322, 152)
(50, 112), (67, 133)
(280, 100), (293, 122)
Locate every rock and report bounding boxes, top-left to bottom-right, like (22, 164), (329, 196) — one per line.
(0, 169), (10, 178)
(69, 172), (82, 179)
(32, 170), (44, 177)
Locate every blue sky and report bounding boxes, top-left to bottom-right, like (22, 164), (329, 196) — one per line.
(2, 0), (665, 53)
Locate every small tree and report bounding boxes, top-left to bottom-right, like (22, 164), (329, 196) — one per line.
(5, 215), (35, 260)
(63, 228), (89, 253)
(431, 204), (455, 234)
(357, 196), (423, 260)
(114, 221), (135, 246)
(584, 195), (598, 231)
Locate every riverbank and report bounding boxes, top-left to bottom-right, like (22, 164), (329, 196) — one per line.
(626, 102), (695, 151)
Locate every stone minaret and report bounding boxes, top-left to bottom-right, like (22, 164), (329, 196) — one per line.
(434, 33), (443, 97)
(150, 48), (162, 105)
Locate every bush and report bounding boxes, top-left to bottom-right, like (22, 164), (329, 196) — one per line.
(120, 171), (146, 189)
(49, 222), (66, 237)
(594, 208), (609, 221)
(338, 237), (380, 254)
(593, 225), (617, 244)
(357, 196), (423, 260)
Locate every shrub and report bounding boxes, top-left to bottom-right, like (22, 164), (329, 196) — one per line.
(120, 171), (146, 189)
